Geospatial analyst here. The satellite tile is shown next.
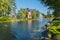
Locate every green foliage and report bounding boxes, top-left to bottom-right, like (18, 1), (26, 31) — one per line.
(0, 0), (9, 15)
(40, 0), (60, 17)
(56, 35), (60, 40)
(49, 19), (60, 39)
(50, 19), (60, 34)
(17, 8), (40, 20)
(40, 0), (60, 38)
(0, 0), (16, 16)
(17, 12), (24, 19)
(17, 8), (26, 19)
(50, 26), (60, 35)
(0, 16), (9, 21)
(8, 0), (16, 14)
(44, 14), (54, 20)
(32, 9), (40, 19)
(52, 20), (60, 26)
(40, 0), (60, 10)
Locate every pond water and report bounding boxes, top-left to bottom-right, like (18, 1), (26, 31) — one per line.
(0, 20), (49, 40)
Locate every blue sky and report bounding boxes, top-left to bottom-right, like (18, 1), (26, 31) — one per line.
(16, 0), (49, 14)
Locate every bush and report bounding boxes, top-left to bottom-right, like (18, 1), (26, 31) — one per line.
(0, 16), (9, 21)
(50, 26), (60, 35)
(49, 19), (60, 40)
(52, 19), (60, 26)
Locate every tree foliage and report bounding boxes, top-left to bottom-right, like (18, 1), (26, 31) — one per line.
(0, 0), (16, 21)
(0, 0), (16, 16)
(17, 8), (26, 19)
(40, 0), (60, 39)
(0, 0), (9, 16)
(8, 0), (16, 13)
(40, 0), (60, 17)
(17, 8), (40, 19)
(44, 11), (54, 19)
(31, 9), (40, 19)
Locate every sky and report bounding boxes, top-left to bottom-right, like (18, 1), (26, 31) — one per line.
(16, 0), (49, 14)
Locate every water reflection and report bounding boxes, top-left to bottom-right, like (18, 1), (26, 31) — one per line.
(0, 20), (49, 40)
(0, 22), (16, 40)
(28, 20), (32, 31)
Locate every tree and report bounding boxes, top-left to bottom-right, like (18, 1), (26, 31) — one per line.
(31, 9), (40, 19)
(17, 8), (40, 20)
(40, 0), (60, 18)
(0, 0), (16, 16)
(17, 8), (26, 19)
(8, 0), (16, 17)
(0, 0), (9, 16)
(40, 0), (60, 39)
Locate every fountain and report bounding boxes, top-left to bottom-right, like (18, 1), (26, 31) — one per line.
(33, 14), (44, 32)
(38, 14), (44, 28)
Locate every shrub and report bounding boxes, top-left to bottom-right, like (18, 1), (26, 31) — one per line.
(0, 16), (9, 21)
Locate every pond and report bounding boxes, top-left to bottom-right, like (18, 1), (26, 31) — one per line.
(0, 20), (49, 40)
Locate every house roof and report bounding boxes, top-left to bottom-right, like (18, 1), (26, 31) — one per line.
(26, 8), (31, 14)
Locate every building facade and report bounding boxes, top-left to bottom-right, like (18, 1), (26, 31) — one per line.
(26, 8), (32, 19)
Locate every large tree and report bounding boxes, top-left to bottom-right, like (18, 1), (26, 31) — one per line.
(0, 0), (16, 16)
(31, 9), (40, 19)
(0, 0), (9, 16)
(17, 8), (26, 19)
(40, 0), (60, 18)
(40, 0), (60, 39)
(8, 0), (16, 17)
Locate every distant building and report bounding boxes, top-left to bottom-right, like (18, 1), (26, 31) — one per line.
(26, 8), (32, 19)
